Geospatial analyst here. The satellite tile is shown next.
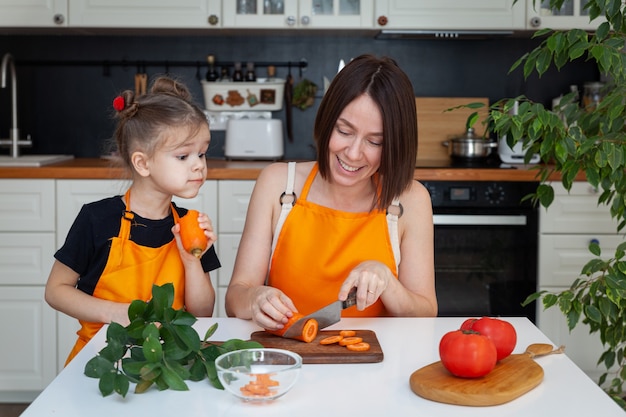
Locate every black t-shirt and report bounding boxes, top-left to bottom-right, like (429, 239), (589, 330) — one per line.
(55, 195), (221, 296)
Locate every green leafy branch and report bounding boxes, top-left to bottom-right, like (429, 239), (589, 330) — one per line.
(83, 283), (262, 398)
(491, 0), (626, 407)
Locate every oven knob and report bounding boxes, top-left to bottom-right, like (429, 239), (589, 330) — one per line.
(485, 184), (505, 205)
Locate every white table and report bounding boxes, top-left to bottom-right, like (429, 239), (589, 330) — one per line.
(20, 317), (625, 416)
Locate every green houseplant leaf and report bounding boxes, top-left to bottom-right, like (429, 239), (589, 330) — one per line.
(84, 283), (264, 397)
(507, 1), (626, 408)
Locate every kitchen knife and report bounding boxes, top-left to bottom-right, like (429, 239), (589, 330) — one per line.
(282, 288), (357, 338)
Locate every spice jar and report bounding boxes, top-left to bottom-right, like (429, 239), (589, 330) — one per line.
(582, 82), (605, 110)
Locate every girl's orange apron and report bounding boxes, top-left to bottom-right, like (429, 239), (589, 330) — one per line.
(65, 190), (185, 364)
(268, 163), (398, 316)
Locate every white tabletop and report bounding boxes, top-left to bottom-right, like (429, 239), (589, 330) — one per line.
(20, 317), (625, 417)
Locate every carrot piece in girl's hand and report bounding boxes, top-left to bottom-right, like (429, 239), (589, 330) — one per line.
(178, 209), (208, 258)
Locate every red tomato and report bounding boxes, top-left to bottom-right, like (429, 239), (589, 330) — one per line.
(438, 330), (497, 378)
(461, 317), (517, 361)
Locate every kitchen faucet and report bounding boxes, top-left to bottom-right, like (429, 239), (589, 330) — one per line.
(1, 53), (31, 158)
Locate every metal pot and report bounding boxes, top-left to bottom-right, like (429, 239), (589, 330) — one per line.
(442, 128), (498, 159)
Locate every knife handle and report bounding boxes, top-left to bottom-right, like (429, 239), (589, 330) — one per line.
(343, 288), (357, 309)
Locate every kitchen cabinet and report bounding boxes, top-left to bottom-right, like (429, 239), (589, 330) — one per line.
(374, 0), (526, 31)
(216, 180), (255, 317)
(526, 0), (605, 31)
(537, 181), (622, 381)
(0, 180), (57, 401)
(223, 0), (374, 29)
(68, 0), (222, 28)
(0, 0), (67, 27)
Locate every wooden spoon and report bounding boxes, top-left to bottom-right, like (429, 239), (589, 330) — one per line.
(525, 343), (566, 358)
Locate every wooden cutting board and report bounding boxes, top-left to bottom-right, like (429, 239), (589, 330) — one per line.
(250, 330), (383, 364)
(415, 97), (490, 164)
(409, 352), (543, 406)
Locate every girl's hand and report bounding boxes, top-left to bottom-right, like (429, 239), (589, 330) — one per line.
(171, 211), (217, 262)
(249, 286), (298, 330)
(338, 260), (392, 311)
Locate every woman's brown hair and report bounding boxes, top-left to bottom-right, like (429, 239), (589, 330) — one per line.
(314, 54), (417, 210)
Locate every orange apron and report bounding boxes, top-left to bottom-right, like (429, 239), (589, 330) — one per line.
(65, 190), (185, 364)
(268, 163), (398, 316)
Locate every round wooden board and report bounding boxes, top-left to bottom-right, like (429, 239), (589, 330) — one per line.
(409, 353), (544, 406)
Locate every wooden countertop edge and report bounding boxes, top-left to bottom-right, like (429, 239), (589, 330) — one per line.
(0, 158), (581, 182)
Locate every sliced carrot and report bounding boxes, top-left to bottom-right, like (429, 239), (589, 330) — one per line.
(338, 336), (363, 346)
(346, 342), (371, 352)
(294, 318), (319, 343)
(240, 374), (280, 397)
(265, 314), (319, 343)
(319, 335), (344, 345)
(339, 330), (356, 337)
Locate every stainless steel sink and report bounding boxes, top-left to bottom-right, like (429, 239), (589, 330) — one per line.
(0, 154), (74, 167)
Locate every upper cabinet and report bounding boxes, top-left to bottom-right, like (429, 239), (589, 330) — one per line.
(68, 0), (222, 28)
(526, 0), (605, 30)
(222, 0), (374, 29)
(0, 0), (68, 27)
(374, 0), (526, 31)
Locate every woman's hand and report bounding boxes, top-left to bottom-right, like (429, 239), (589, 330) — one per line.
(248, 286), (298, 330)
(338, 260), (393, 310)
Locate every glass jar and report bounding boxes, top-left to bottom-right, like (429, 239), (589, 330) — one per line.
(582, 81), (605, 110)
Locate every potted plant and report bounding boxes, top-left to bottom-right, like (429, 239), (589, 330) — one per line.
(485, 0), (626, 408)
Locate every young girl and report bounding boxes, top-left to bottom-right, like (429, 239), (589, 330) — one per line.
(45, 76), (219, 364)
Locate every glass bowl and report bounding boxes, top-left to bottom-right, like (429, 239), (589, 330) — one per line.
(215, 348), (302, 402)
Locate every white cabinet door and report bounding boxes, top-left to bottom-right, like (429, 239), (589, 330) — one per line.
(0, 180), (55, 232)
(223, 0), (373, 28)
(68, 0), (222, 28)
(537, 181), (624, 381)
(537, 288), (613, 382)
(539, 234), (624, 287)
(540, 181), (620, 234)
(374, 0), (526, 30)
(300, 0), (374, 28)
(0, 233), (55, 285)
(223, 0), (299, 28)
(215, 180), (255, 317)
(0, 0), (67, 27)
(526, 0), (605, 30)
(217, 180), (255, 232)
(0, 287), (57, 391)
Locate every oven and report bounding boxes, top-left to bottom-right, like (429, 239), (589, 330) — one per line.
(422, 180), (539, 323)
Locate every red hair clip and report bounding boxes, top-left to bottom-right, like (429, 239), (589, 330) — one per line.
(112, 96), (125, 111)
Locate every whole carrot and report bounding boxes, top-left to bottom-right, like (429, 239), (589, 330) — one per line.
(178, 209), (208, 258)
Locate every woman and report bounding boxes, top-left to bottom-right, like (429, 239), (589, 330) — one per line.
(225, 54), (436, 332)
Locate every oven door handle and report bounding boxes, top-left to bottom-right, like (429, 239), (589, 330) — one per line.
(433, 214), (527, 226)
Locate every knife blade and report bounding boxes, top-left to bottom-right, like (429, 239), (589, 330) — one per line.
(282, 288), (357, 339)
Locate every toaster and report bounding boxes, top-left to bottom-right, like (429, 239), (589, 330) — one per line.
(224, 118), (284, 160)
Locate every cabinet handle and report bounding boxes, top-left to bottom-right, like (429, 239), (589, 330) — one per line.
(208, 14), (219, 26)
(286, 15), (296, 26)
(300, 15), (310, 26)
(53, 14), (65, 25)
(377, 15), (388, 26)
(529, 16), (541, 27)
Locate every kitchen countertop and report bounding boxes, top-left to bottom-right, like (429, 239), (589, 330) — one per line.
(19, 317), (624, 417)
(0, 158), (579, 181)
